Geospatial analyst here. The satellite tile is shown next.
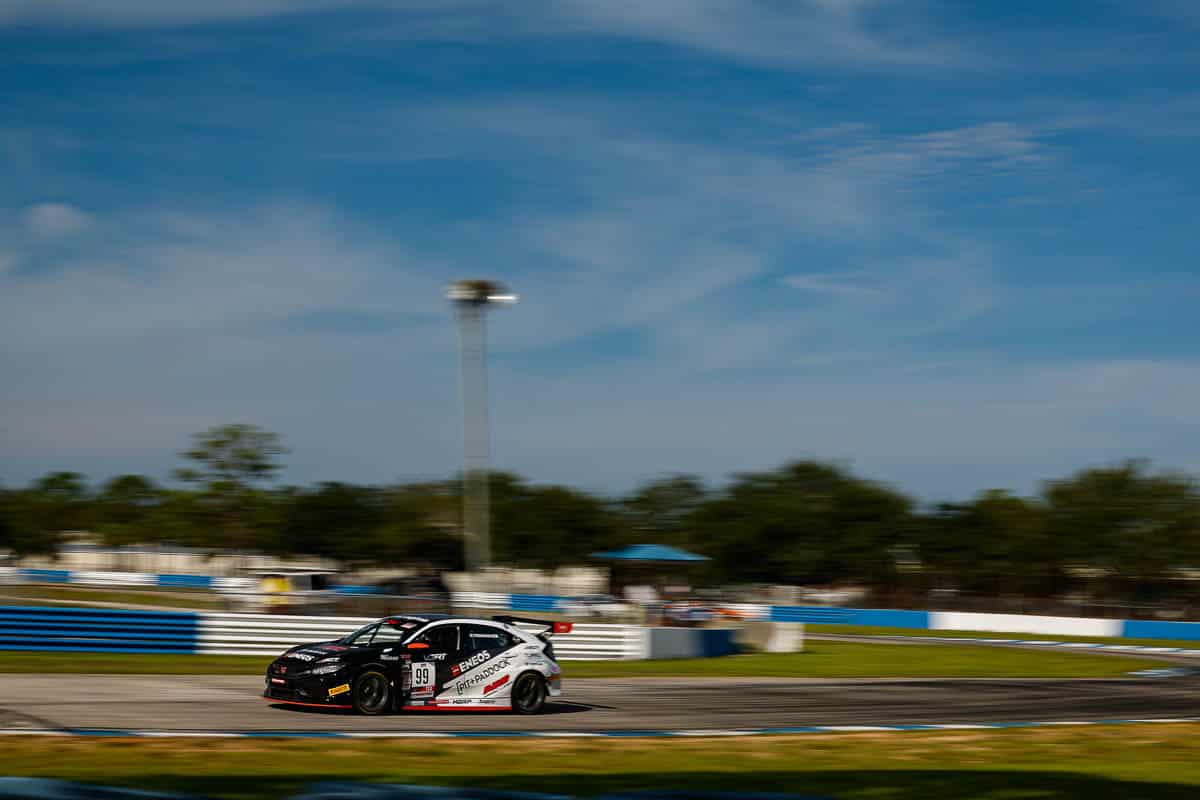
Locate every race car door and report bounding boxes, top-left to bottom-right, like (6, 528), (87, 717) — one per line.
(405, 622), (461, 705)
(441, 623), (519, 705)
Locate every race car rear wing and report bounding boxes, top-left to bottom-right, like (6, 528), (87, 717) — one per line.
(493, 615), (573, 635)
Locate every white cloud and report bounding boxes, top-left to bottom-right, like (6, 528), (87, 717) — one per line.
(547, 0), (969, 69)
(783, 271), (885, 298)
(2, 0), (971, 72)
(22, 202), (93, 239)
(0, 0), (370, 27)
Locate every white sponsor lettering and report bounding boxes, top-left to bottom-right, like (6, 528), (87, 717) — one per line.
(451, 656), (515, 696)
(450, 650), (491, 677)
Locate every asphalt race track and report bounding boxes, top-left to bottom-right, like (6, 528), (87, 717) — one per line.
(1, 673), (1198, 733)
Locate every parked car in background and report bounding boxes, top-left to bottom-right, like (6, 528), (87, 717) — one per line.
(556, 594), (632, 619)
(242, 569), (338, 614)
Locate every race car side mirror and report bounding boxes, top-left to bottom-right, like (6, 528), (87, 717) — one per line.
(406, 642), (429, 650)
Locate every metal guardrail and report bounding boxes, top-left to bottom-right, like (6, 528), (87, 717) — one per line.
(197, 612), (645, 660)
(0, 605), (645, 659)
(0, 605), (198, 653)
(196, 612), (377, 656)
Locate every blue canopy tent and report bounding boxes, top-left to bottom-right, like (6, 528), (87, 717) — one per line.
(590, 544), (709, 562)
(591, 545), (710, 616)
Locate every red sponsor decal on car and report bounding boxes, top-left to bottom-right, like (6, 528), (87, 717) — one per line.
(483, 674), (510, 695)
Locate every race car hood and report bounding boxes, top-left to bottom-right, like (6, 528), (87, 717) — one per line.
(273, 641), (351, 669)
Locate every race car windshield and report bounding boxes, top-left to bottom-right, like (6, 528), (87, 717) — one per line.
(340, 623), (378, 646)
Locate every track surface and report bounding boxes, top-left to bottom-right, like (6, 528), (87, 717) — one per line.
(2, 673), (1198, 733)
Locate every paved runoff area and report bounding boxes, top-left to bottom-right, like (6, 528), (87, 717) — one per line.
(1, 674), (1199, 736)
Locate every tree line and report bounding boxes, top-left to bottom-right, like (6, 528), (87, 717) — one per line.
(2, 424), (1200, 608)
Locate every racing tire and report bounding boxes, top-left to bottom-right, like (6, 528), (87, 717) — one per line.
(511, 671), (547, 715)
(352, 670), (391, 715)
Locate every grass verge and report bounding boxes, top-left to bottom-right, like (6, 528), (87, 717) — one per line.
(1, 585), (226, 610)
(0, 641), (1167, 678)
(1, 725), (1198, 799)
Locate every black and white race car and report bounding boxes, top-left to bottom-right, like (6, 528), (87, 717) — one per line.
(263, 614), (570, 714)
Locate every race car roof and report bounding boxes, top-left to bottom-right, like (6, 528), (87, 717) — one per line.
(383, 613), (451, 626)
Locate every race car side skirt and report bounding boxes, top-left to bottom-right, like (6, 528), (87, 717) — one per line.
(401, 705), (512, 712)
(265, 697), (354, 710)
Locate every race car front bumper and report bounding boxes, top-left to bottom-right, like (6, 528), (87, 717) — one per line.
(264, 669), (354, 708)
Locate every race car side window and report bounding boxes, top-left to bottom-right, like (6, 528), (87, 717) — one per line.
(462, 624), (511, 653)
(412, 623), (459, 653)
(371, 623), (409, 646)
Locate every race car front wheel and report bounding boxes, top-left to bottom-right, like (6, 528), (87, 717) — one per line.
(353, 670), (391, 715)
(511, 672), (547, 715)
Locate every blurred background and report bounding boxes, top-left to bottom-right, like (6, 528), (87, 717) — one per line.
(3, 429), (1199, 622)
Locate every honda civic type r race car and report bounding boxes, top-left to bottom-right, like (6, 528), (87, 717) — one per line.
(263, 614), (571, 714)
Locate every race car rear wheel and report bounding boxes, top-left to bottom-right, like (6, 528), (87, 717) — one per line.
(511, 672), (546, 715)
(353, 670), (390, 715)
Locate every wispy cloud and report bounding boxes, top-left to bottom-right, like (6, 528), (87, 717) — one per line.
(22, 202), (93, 239)
(544, 0), (971, 69)
(783, 271), (886, 298)
(1, 0), (973, 72)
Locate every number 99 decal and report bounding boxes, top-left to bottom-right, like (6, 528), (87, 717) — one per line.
(411, 662), (435, 696)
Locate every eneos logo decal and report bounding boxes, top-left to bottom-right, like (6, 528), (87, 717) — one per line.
(449, 650), (491, 677)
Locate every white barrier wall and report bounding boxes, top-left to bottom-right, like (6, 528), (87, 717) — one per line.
(197, 612), (646, 660)
(197, 613), (377, 656)
(930, 611), (1122, 638)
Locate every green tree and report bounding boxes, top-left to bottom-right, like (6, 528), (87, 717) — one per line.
(94, 474), (162, 546)
(280, 482), (384, 563)
(488, 472), (618, 569)
(1043, 461), (1200, 602)
(173, 424), (288, 551)
(618, 475), (707, 549)
(920, 490), (1052, 596)
(0, 486), (56, 557)
(691, 461), (913, 586)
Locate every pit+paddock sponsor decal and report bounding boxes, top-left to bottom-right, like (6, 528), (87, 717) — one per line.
(450, 655), (516, 696)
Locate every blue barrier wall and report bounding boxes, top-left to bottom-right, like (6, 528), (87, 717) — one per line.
(156, 574), (213, 589)
(511, 594), (560, 613)
(18, 569), (71, 584)
(769, 606), (930, 629)
(1122, 619), (1200, 641)
(0, 605), (199, 653)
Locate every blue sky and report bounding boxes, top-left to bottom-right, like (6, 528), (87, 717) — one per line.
(2, 1), (1198, 501)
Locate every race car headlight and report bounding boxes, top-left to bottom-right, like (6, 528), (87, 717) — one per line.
(310, 661), (344, 675)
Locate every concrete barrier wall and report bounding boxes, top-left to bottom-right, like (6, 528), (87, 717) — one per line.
(645, 627), (737, 659)
(930, 611), (1123, 638)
